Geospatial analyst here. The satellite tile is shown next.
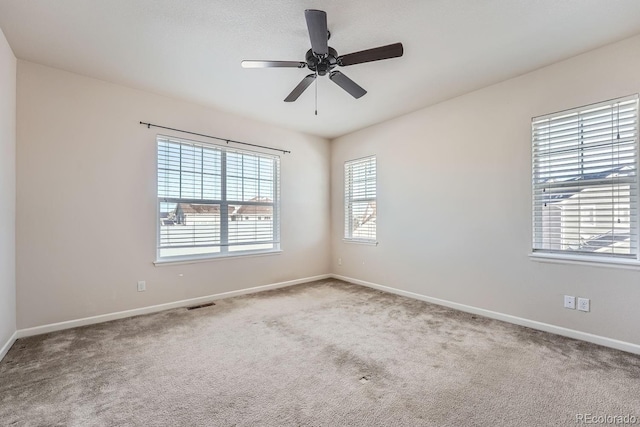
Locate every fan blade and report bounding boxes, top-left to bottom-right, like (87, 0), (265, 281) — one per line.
(284, 74), (316, 102)
(338, 42), (404, 66)
(242, 60), (306, 68)
(305, 9), (328, 56)
(329, 71), (366, 99)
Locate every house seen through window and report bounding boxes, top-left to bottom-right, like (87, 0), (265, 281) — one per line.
(157, 135), (280, 261)
(532, 95), (639, 259)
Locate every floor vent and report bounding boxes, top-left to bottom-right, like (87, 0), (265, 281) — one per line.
(187, 302), (216, 310)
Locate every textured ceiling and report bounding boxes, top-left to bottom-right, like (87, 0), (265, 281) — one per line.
(1, 0), (640, 139)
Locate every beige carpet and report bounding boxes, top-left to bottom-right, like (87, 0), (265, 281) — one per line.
(1, 279), (639, 426)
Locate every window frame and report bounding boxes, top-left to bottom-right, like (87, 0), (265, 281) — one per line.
(155, 135), (281, 264)
(530, 94), (640, 267)
(344, 155), (377, 245)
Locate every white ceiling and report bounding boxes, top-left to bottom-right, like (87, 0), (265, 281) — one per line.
(1, 1), (640, 139)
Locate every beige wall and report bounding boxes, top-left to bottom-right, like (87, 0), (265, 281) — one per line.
(13, 32), (640, 347)
(16, 61), (330, 329)
(331, 34), (640, 346)
(0, 28), (16, 347)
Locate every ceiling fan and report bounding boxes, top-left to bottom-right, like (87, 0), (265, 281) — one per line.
(241, 9), (404, 104)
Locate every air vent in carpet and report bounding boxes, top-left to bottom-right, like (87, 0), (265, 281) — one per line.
(187, 302), (215, 310)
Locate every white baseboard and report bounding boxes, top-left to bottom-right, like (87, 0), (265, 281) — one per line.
(13, 272), (640, 356)
(0, 331), (17, 362)
(331, 274), (640, 356)
(16, 274), (331, 339)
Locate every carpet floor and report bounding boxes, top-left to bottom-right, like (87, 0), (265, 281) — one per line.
(1, 279), (639, 426)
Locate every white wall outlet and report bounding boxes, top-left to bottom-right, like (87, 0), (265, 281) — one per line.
(137, 281), (146, 292)
(338, 258), (342, 266)
(577, 297), (590, 312)
(564, 295), (576, 309)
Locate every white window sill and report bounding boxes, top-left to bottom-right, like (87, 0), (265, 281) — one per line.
(343, 239), (378, 246)
(529, 252), (640, 270)
(154, 249), (283, 266)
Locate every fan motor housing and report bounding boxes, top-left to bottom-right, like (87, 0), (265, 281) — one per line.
(306, 47), (338, 76)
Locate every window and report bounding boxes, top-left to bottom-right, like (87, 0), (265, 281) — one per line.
(157, 135), (280, 261)
(532, 95), (639, 260)
(344, 156), (377, 243)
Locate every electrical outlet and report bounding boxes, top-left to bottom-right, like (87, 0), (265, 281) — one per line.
(338, 258), (342, 266)
(137, 281), (146, 292)
(577, 297), (590, 312)
(564, 295), (576, 309)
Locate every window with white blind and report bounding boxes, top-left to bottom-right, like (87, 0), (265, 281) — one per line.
(532, 95), (639, 261)
(344, 156), (377, 243)
(157, 135), (280, 261)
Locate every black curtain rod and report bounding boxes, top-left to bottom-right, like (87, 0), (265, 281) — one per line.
(139, 121), (291, 154)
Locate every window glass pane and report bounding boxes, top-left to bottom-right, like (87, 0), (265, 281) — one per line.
(259, 180), (274, 199)
(158, 202), (221, 258)
(157, 136), (279, 260)
(345, 156), (377, 241)
(260, 158), (273, 180)
(202, 174), (222, 200)
(243, 179), (258, 201)
(532, 96), (638, 258)
(350, 201), (377, 240)
(242, 155), (259, 179)
(228, 203), (274, 248)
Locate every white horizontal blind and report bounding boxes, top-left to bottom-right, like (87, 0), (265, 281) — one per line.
(226, 150), (279, 251)
(345, 156), (377, 242)
(157, 136), (280, 260)
(532, 95), (639, 258)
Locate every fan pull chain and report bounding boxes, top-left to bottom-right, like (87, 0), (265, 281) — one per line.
(315, 71), (318, 116)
